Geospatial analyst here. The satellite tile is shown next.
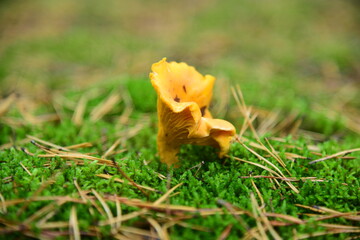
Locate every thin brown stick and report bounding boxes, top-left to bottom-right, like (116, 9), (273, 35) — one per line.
(69, 206), (80, 240)
(111, 160), (149, 197)
(309, 148), (360, 164)
(19, 162), (32, 176)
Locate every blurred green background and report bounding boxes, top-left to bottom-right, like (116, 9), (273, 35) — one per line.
(0, 0), (359, 134)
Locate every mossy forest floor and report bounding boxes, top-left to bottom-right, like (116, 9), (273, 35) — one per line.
(0, 0), (359, 239)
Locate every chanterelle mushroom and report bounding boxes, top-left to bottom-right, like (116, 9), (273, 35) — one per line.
(150, 58), (236, 166)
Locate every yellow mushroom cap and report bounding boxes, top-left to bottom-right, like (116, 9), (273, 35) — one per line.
(150, 58), (236, 166)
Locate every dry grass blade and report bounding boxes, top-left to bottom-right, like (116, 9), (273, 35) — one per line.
(98, 188), (242, 227)
(72, 95), (87, 126)
(73, 179), (104, 215)
(4, 196), (84, 208)
(166, 221), (211, 232)
(15, 97), (59, 125)
(295, 204), (326, 213)
(16, 172), (60, 216)
(0, 116), (25, 127)
(270, 112), (299, 136)
(228, 155), (282, 179)
(96, 174), (157, 192)
(110, 160), (149, 197)
(69, 206), (81, 240)
(38, 221), (69, 229)
(250, 194), (268, 240)
(212, 77), (230, 117)
(98, 209), (148, 227)
(289, 118), (302, 136)
(102, 138), (125, 158)
(296, 204), (360, 221)
(90, 92), (120, 122)
(119, 226), (158, 239)
(265, 213), (304, 224)
(19, 162), (32, 176)
(115, 198), (122, 230)
(25, 149), (115, 166)
(216, 199), (250, 230)
(345, 235), (360, 240)
(251, 179), (265, 207)
(116, 117), (150, 141)
(231, 85), (252, 139)
(233, 86), (289, 170)
(27, 135), (70, 151)
(118, 88), (133, 125)
(256, 110), (280, 136)
(217, 224), (233, 240)
(229, 154), (298, 193)
(113, 233), (133, 240)
(0, 93), (16, 117)
(154, 183), (183, 205)
(318, 223), (360, 230)
(114, 200), (217, 213)
(2, 176), (13, 184)
(147, 217), (169, 240)
(91, 190), (116, 234)
(238, 138), (288, 176)
(232, 85), (293, 181)
(240, 175), (325, 182)
(264, 137), (287, 167)
(239, 114), (258, 138)
(236, 139), (299, 193)
(24, 202), (63, 225)
(314, 103), (360, 135)
(24, 140), (115, 166)
(309, 148), (360, 164)
(315, 210), (360, 222)
(243, 226), (264, 240)
(250, 192), (282, 240)
(0, 193), (7, 214)
(0, 138), (31, 150)
(36, 207), (61, 227)
(296, 229), (360, 239)
(65, 142), (93, 150)
(241, 137), (307, 161)
(74, 179), (88, 203)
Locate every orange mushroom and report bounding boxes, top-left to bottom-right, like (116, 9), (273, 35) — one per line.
(150, 58), (236, 166)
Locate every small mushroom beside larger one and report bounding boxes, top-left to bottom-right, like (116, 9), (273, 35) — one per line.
(150, 58), (236, 166)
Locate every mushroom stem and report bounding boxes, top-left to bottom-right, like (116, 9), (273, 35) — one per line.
(157, 132), (180, 166)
